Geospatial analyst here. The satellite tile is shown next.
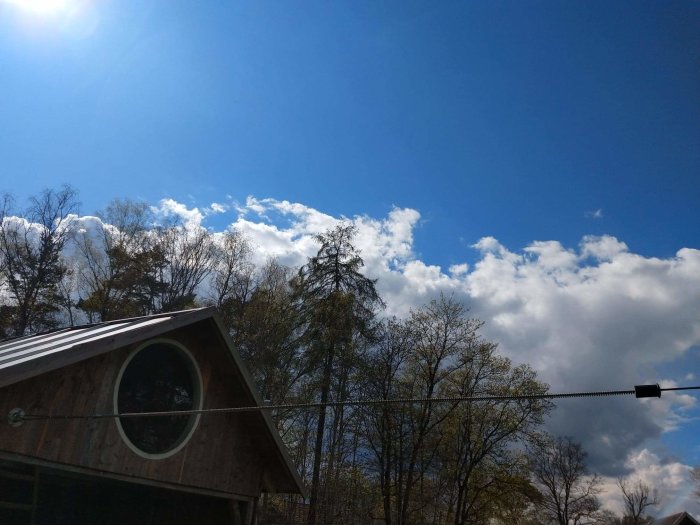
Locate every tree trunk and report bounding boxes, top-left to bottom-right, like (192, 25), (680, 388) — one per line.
(307, 344), (335, 525)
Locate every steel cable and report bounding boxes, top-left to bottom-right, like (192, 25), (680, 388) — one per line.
(10, 385), (699, 424)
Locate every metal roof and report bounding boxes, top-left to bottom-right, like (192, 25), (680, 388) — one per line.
(0, 308), (215, 389)
(653, 513), (700, 525)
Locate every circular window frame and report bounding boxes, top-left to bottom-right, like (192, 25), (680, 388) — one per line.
(113, 338), (204, 460)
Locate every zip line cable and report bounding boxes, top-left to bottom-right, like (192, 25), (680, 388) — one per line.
(7, 384), (700, 426)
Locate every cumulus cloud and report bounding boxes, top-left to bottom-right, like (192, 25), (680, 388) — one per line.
(449, 263), (469, 277)
(580, 234), (628, 261)
(46, 196), (700, 509)
(151, 198), (205, 230)
(205, 202), (228, 215)
(227, 198), (700, 487)
(464, 235), (700, 475)
(598, 449), (699, 517)
(240, 196), (268, 217)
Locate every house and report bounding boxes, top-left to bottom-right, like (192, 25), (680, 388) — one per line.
(653, 512), (700, 525)
(0, 307), (305, 525)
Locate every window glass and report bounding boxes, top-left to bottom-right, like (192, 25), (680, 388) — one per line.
(117, 343), (196, 455)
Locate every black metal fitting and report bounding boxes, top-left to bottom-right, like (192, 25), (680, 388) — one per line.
(634, 384), (661, 398)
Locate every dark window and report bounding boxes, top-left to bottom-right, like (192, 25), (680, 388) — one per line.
(117, 343), (197, 455)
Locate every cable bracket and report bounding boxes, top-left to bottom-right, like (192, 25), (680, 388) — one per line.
(7, 408), (25, 427)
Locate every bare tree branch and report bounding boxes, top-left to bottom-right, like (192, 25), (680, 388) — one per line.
(618, 477), (660, 525)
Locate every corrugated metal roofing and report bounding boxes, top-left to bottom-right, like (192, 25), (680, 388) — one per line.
(653, 513), (700, 525)
(0, 308), (214, 389)
(0, 318), (169, 369)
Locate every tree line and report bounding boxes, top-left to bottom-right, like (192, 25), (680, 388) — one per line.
(0, 186), (666, 524)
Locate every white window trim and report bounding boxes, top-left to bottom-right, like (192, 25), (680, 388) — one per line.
(113, 338), (204, 460)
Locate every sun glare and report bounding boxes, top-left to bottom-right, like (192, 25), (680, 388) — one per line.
(2, 0), (70, 15)
(2, 0), (98, 39)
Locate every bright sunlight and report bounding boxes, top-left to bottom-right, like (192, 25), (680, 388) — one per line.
(1, 0), (70, 15)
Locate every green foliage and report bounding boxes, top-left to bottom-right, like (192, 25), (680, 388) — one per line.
(0, 189), (565, 525)
(78, 242), (169, 320)
(291, 223), (384, 525)
(74, 198), (219, 321)
(230, 260), (304, 406)
(357, 295), (551, 525)
(292, 223), (384, 349)
(74, 198), (166, 321)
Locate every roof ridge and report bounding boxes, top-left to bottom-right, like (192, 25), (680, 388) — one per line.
(0, 307), (216, 343)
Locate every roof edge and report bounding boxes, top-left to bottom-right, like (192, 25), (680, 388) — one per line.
(209, 313), (308, 498)
(0, 307), (218, 389)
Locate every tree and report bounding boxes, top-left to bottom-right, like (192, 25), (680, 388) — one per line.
(292, 223), (384, 525)
(443, 344), (551, 525)
(0, 186), (79, 337)
(231, 260), (304, 408)
(152, 223), (217, 312)
(75, 198), (161, 321)
(595, 509), (623, 525)
(356, 295), (550, 525)
(392, 296), (483, 525)
(210, 229), (253, 312)
(529, 435), (601, 525)
(56, 261), (79, 327)
(358, 318), (414, 525)
(462, 460), (542, 525)
(618, 478), (659, 525)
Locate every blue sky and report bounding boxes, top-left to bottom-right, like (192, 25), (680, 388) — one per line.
(1, 0), (700, 513)
(1, 1), (698, 266)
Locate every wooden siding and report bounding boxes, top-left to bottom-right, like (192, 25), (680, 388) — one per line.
(0, 309), (215, 389)
(0, 322), (287, 498)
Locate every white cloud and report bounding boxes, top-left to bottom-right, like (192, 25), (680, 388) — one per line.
(599, 449), (699, 517)
(225, 198), (700, 482)
(151, 198), (204, 230)
(39, 196), (700, 507)
(206, 202), (227, 215)
(243, 196), (268, 217)
(463, 237), (700, 472)
(585, 208), (604, 219)
(232, 218), (311, 269)
(580, 235), (628, 261)
(449, 263), (469, 277)
(263, 198), (339, 236)
(524, 240), (578, 271)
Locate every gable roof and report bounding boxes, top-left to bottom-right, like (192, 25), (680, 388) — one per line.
(653, 512), (700, 525)
(0, 307), (306, 496)
(0, 308), (213, 387)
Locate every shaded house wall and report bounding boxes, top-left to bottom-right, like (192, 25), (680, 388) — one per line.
(0, 312), (303, 524)
(1, 459), (242, 525)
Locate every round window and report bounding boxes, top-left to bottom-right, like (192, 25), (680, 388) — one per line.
(115, 341), (202, 458)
